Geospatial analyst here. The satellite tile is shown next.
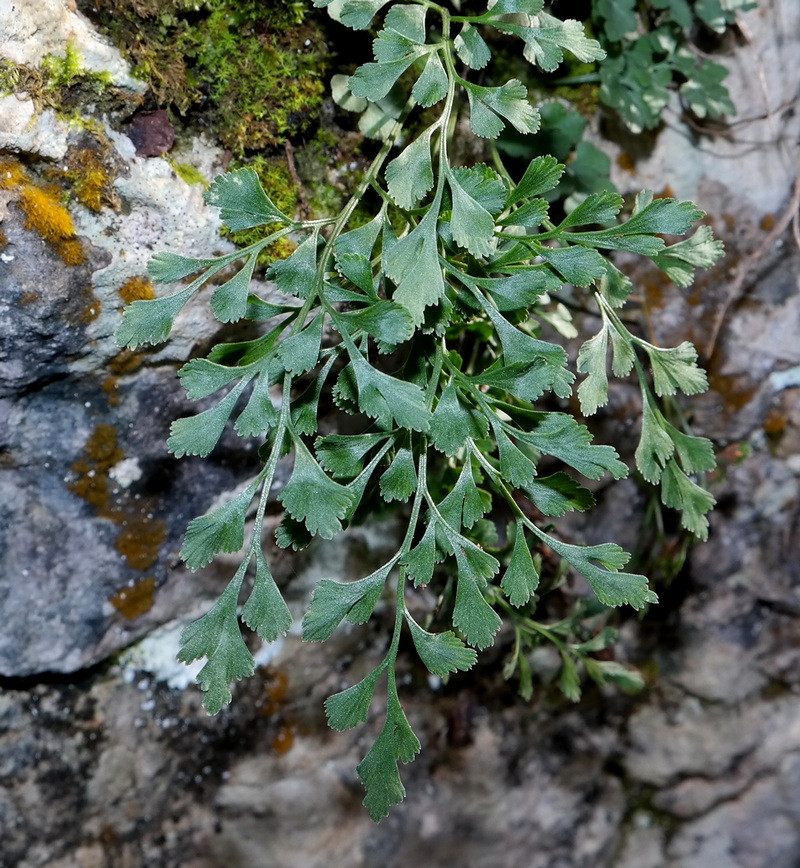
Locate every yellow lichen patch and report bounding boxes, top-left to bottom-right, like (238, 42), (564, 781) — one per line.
(110, 576), (157, 619)
(18, 183), (76, 242)
(118, 276), (155, 304)
(54, 237), (86, 266)
(115, 516), (166, 570)
(47, 145), (119, 212)
(0, 158), (29, 189)
(0, 156), (86, 265)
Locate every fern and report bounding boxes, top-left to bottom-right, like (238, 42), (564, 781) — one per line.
(116, 0), (725, 821)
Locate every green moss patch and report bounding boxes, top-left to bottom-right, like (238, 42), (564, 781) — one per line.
(77, 0), (330, 154)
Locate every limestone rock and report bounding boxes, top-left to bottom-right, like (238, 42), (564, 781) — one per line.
(0, 94), (72, 160)
(0, 0), (146, 93)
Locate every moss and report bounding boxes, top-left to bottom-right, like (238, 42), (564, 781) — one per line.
(0, 58), (21, 95)
(52, 146), (119, 213)
(294, 129), (371, 225)
(79, 0), (330, 154)
(1, 41), (118, 116)
(187, 1), (327, 152)
(169, 160), (207, 187)
(40, 40), (88, 89)
(552, 82), (601, 117)
(118, 276), (156, 304)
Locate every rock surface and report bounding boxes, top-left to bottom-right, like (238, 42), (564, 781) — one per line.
(2, 1), (800, 867)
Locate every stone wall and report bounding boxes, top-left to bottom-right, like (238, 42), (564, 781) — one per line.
(2, 2), (800, 867)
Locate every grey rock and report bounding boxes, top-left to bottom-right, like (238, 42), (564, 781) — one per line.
(0, 366), (264, 675)
(0, 205), (110, 396)
(666, 753), (800, 868)
(0, 95), (72, 160)
(0, 0), (146, 93)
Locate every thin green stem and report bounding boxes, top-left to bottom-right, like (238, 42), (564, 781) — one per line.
(244, 371), (293, 556)
(425, 343), (445, 408)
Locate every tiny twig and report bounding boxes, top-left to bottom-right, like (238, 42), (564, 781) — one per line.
(284, 140), (310, 218)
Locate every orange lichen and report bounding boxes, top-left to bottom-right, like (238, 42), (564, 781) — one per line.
(107, 349), (145, 375)
(81, 289), (101, 323)
(54, 237), (86, 266)
(616, 151), (635, 173)
(707, 369), (760, 415)
(110, 576), (157, 619)
(0, 228), (6, 249)
(760, 213), (776, 232)
(0, 156), (86, 265)
(118, 276), (156, 304)
(763, 406), (787, 436)
(69, 424), (168, 576)
(86, 423), (125, 464)
(18, 183), (76, 241)
(272, 725), (295, 756)
(115, 516), (166, 570)
(102, 375), (121, 407)
(68, 459), (113, 511)
(0, 158), (29, 189)
(257, 667), (289, 717)
(19, 291), (40, 305)
(68, 424), (124, 514)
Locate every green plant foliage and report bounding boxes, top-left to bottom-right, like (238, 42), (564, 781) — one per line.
(117, 0), (726, 821)
(591, 0), (754, 132)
